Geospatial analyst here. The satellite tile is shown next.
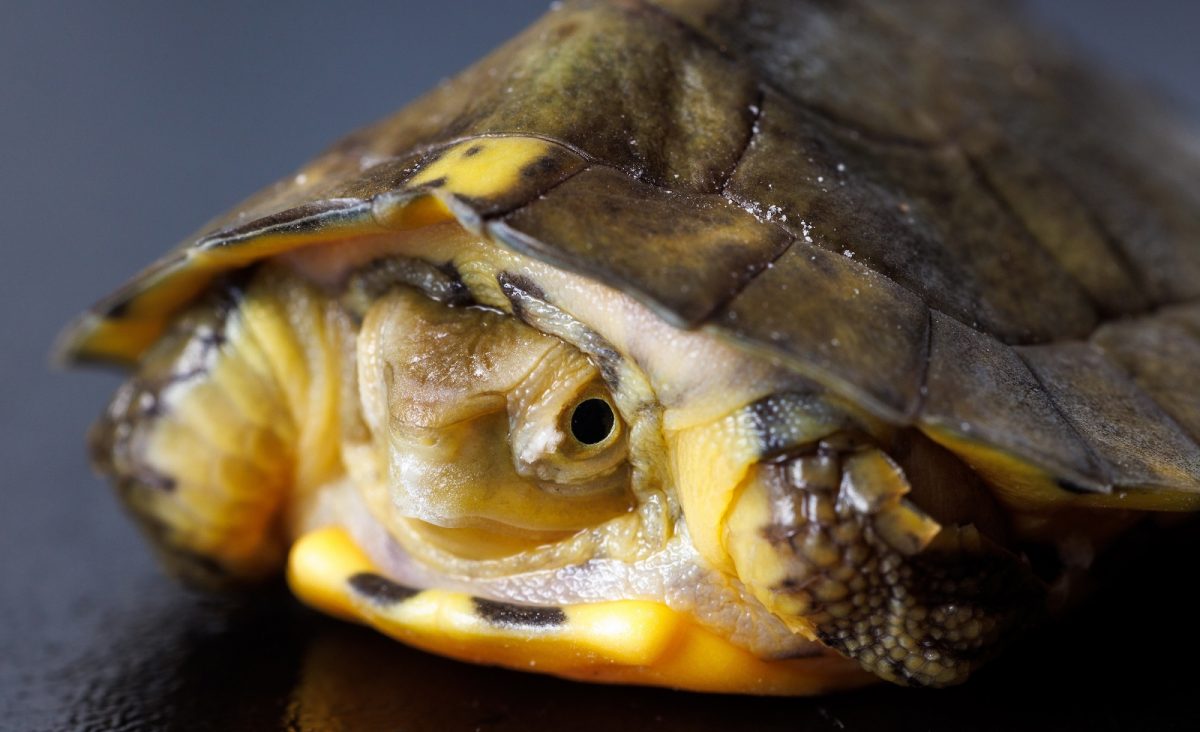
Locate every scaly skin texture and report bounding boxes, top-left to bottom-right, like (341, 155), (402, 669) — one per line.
(89, 270), (354, 586)
(728, 441), (1040, 686)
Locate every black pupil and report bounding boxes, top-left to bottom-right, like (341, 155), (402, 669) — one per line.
(570, 399), (615, 445)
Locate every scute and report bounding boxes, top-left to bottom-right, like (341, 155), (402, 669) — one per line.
(61, 0), (1200, 502)
(722, 91), (1099, 344)
(1017, 342), (1200, 493)
(920, 313), (1106, 492)
(1092, 304), (1200, 446)
(710, 237), (930, 421)
(491, 166), (792, 327)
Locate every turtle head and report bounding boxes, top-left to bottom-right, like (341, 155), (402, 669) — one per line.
(356, 286), (635, 558)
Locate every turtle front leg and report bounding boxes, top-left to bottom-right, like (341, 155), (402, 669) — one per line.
(89, 269), (354, 588)
(725, 436), (1044, 686)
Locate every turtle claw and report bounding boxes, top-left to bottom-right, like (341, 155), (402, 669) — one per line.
(727, 440), (1043, 686)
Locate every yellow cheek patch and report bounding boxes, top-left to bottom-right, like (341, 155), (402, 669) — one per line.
(288, 527), (872, 695)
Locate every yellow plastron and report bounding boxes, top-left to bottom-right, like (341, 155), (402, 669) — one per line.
(287, 527), (871, 695)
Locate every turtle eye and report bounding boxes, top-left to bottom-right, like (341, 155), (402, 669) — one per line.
(570, 397), (616, 446)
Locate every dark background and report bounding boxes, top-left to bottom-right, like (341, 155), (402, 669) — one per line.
(2, 2), (1199, 730)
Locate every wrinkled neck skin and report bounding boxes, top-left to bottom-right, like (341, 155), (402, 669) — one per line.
(276, 223), (846, 656)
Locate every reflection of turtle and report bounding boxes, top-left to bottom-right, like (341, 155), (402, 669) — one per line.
(60, 0), (1200, 693)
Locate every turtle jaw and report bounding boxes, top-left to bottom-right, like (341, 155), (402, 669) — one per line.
(287, 526), (873, 696)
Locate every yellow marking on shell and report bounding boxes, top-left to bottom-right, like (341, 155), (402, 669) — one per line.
(372, 193), (454, 230)
(288, 527), (872, 695)
(925, 426), (1094, 509)
(925, 426), (1200, 514)
(61, 315), (165, 366)
(408, 137), (563, 201)
(59, 136), (581, 368)
(60, 226), (386, 368)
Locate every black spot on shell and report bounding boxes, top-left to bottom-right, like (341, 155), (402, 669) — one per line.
(423, 176), (448, 189)
(521, 155), (561, 180)
(464, 144), (484, 157)
(349, 573), (421, 605)
(473, 598), (566, 628)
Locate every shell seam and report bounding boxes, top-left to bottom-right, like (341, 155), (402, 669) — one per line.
(910, 308), (935, 422)
(1011, 348), (1114, 489)
(718, 88), (765, 195)
(626, 0), (951, 152)
(1087, 327), (1200, 451)
(960, 151), (1103, 330)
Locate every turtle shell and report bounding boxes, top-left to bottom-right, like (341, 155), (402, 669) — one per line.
(61, 0), (1200, 505)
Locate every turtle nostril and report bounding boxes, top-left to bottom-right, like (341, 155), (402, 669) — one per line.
(570, 398), (615, 445)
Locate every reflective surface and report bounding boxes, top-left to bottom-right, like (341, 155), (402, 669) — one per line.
(4, 527), (1197, 731)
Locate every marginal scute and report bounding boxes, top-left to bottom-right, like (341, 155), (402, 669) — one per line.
(1092, 306), (1200, 444)
(403, 137), (589, 220)
(919, 312), (1107, 491)
(57, 138), (587, 367)
(1017, 342), (1200, 493)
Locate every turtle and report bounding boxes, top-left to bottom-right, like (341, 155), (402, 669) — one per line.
(58, 0), (1200, 694)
